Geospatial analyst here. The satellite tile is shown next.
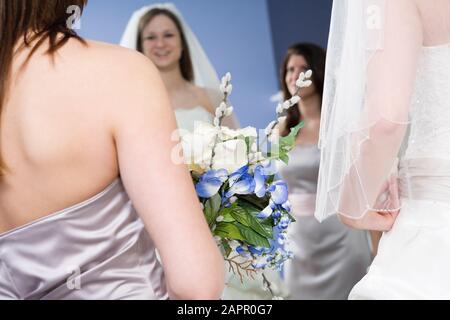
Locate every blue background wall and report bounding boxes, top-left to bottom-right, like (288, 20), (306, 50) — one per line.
(267, 0), (333, 77)
(78, 0), (332, 130)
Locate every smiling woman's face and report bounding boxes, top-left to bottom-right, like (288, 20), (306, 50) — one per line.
(141, 14), (183, 71)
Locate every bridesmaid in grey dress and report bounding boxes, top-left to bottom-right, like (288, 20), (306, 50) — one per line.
(0, 0), (224, 300)
(279, 43), (372, 300)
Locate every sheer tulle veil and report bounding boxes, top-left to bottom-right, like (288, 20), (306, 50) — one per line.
(315, 0), (425, 221)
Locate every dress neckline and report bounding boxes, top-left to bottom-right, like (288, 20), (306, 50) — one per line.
(174, 106), (211, 113)
(294, 143), (319, 149)
(422, 41), (450, 50)
(0, 178), (121, 240)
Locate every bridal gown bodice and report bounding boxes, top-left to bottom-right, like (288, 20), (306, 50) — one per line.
(0, 179), (168, 300)
(174, 106), (213, 132)
(350, 43), (450, 299)
(404, 45), (450, 159)
(399, 44), (450, 201)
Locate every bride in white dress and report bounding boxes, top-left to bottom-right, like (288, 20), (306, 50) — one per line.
(316, 0), (450, 299)
(120, 3), (239, 132)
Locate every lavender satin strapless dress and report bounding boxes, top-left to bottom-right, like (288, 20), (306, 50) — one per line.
(0, 179), (168, 300)
(281, 144), (372, 300)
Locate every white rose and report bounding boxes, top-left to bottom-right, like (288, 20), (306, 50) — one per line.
(220, 126), (258, 140)
(181, 122), (218, 173)
(238, 127), (258, 138)
(212, 139), (248, 173)
(249, 151), (265, 164)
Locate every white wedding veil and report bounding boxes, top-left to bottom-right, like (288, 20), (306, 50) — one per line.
(315, 0), (425, 221)
(119, 2), (239, 128)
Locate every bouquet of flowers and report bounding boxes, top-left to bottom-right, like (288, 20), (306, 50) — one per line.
(180, 71), (313, 292)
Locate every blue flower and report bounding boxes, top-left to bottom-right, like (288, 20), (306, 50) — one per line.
(272, 210), (282, 219)
(277, 232), (287, 245)
(251, 260), (267, 270)
(256, 201), (275, 219)
(282, 200), (292, 212)
(268, 181), (288, 205)
(248, 246), (264, 256)
(278, 216), (291, 230)
(269, 226), (285, 252)
(195, 169), (228, 198)
(260, 225), (293, 271)
(236, 246), (251, 258)
(253, 165), (267, 198)
(228, 166), (249, 187)
(225, 175), (255, 198)
(248, 246), (270, 256)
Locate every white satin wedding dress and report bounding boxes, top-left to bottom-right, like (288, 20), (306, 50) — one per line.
(350, 42), (450, 299)
(174, 106), (213, 132)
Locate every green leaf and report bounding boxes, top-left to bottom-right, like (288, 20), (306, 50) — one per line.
(204, 201), (214, 227)
(281, 121), (304, 150)
(235, 223), (271, 248)
(269, 121), (305, 165)
(214, 222), (245, 242)
(221, 239), (232, 258)
(204, 193), (222, 227)
(220, 206), (236, 223)
(229, 206), (251, 227)
(238, 195), (270, 211)
(280, 153), (290, 165)
(225, 201), (273, 240)
(288, 213), (296, 223)
(238, 200), (273, 239)
(210, 193), (222, 214)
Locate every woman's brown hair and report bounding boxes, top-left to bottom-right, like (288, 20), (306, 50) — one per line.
(281, 43), (326, 136)
(0, 0), (87, 174)
(136, 8), (194, 82)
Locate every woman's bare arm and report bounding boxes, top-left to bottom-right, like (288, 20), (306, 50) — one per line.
(109, 50), (225, 299)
